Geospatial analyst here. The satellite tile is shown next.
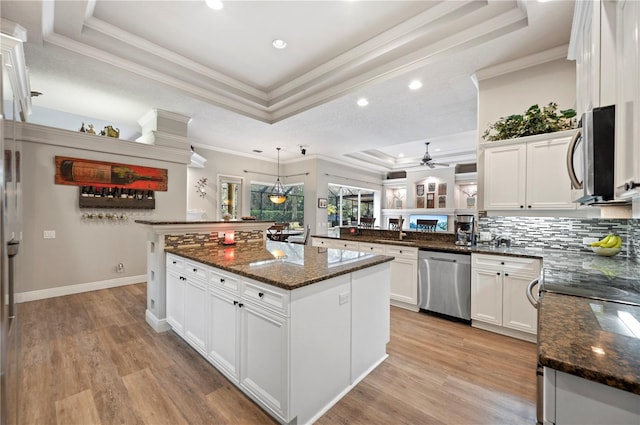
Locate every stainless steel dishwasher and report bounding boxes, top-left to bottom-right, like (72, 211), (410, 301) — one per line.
(418, 250), (471, 321)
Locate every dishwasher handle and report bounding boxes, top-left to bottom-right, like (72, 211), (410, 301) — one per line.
(526, 278), (539, 308)
(429, 257), (457, 263)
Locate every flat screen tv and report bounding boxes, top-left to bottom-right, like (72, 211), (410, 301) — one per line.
(408, 214), (448, 232)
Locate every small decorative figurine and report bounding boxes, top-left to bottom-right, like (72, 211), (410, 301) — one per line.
(86, 124), (96, 134)
(79, 122), (86, 132)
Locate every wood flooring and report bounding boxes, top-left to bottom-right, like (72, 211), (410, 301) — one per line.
(18, 283), (536, 425)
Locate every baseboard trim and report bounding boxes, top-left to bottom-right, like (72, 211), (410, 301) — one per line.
(16, 274), (147, 303)
(471, 321), (537, 343)
(146, 310), (170, 333)
(390, 299), (420, 312)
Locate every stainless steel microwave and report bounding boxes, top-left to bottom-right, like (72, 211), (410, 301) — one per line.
(566, 105), (615, 204)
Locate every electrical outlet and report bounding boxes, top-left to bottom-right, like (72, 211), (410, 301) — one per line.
(339, 292), (350, 305)
(116, 263), (125, 273)
(43, 230), (56, 239)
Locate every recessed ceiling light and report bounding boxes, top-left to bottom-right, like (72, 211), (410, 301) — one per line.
(398, 153), (404, 158)
(408, 80), (423, 90)
(205, 0), (224, 10)
(357, 98), (369, 107)
(272, 39), (287, 49)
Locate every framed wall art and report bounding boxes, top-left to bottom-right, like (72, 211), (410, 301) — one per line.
(438, 183), (447, 196)
(416, 184), (425, 197)
(426, 193), (435, 208)
(438, 195), (447, 208)
(428, 182), (436, 192)
(416, 196), (425, 209)
(55, 156), (168, 191)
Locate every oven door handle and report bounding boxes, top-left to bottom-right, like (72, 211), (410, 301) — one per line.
(526, 278), (539, 308)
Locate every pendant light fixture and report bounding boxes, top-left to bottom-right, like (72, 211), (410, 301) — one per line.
(269, 147), (287, 204)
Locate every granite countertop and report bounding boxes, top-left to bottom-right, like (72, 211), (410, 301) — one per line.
(166, 241), (394, 290)
(539, 292), (640, 395)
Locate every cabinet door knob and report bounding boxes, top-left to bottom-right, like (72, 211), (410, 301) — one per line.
(399, 250), (403, 254)
(520, 205), (524, 208)
(193, 268), (197, 272)
(238, 303), (244, 308)
(505, 273), (509, 277)
(528, 205), (532, 209)
(497, 272), (501, 276)
(258, 292), (264, 298)
(220, 278), (225, 283)
(172, 261), (177, 264)
(233, 300), (238, 306)
(500, 261), (504, 265)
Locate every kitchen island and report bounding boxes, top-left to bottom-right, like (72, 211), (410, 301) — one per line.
(165, 240), (393, 424)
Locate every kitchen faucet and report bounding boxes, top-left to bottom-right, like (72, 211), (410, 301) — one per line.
(398, 215), (407, 241)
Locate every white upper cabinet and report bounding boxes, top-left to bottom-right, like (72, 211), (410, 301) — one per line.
(614, 0), (640, 199)
(569, 0), (617, 115)
(483, 131), (576, 211)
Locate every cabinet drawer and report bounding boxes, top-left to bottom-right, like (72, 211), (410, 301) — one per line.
(185, 260), (208, 281)
(358, 243), (386, 255)
(472, 254), (540, 275)
(336, 240), (360, 251)
(242, 280), (290, 316)
(312, 238), (333, 247)
(385, 246), (418, 260)
(166, 254), (185, 271)
(210, 268), (240, 295)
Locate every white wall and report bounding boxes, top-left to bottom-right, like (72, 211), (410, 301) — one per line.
(16, 123), (188, 295)
(476, 58), (576, 211)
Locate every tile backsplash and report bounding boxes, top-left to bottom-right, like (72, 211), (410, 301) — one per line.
(478, 216), (639, 259)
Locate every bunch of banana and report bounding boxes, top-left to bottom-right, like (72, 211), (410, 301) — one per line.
(590, 233), (623, 249)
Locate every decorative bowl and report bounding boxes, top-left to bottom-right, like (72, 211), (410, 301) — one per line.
(591, 246), (621, 257)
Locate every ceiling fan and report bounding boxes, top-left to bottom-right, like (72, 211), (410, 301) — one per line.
(420, 142), (449, 168)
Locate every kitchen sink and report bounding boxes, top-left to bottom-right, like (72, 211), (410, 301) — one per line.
(374, 239), (417, 246)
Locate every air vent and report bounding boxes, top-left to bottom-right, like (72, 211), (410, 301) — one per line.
(252, 149), (263, 153)
(386, 171), (407, 179)
(455, 163), (477, 173)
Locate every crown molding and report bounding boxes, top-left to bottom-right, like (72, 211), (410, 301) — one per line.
(83, 16), (268, 103)
(42, 0), (529, 125)
(1, 24), (32, 120)
(473, 44), (570, 81)
(43, 32), (273, 123)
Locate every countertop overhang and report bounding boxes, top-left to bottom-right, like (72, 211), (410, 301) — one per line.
(166, 241), (394, 290)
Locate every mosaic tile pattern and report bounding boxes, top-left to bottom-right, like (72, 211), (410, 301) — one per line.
(478, 216), (640, 259)
(165, 230), (264, 249)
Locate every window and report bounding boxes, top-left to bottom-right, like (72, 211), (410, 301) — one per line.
(328, 184), (376, 228)
(219, 175), (242, 219)
(250, 183), (304, 224)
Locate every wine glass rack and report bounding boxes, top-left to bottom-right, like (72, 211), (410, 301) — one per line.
(78, 186), (155, 209)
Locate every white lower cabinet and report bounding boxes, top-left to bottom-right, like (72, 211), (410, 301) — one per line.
(207, 287), (240, 382)
(165, 252), (390, 425)
(544, 368), (640, 425)
(385, 246), (418, 309)
(166, 268), (185, 335)
(183, 275), (207, 355)
(240, 302), (289, 420)
(471, 254), (541, 341)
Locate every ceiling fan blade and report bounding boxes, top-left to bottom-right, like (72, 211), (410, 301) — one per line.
(432, 162), (449, 167)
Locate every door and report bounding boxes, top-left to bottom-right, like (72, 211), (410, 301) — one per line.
(184, 277), (207, 355)
(389, 257), (418, 306)
(240, 303), (289, 421)
(502, 274), (538, 334)
(166, 270), (185, 334)
(208, 288), (240, 382)
(526, 137), (576, 209)
(471, 268), (502, 326)
(483, 144), (527, 210)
